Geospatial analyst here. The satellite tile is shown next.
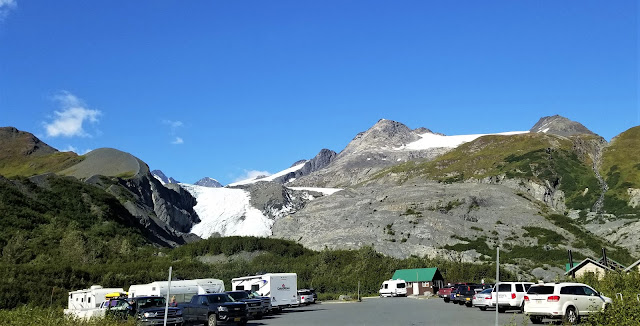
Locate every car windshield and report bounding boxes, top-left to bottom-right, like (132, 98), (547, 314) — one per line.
(397, 283), (406, 288)
(528, 286), (554, 295)
(227, 292), (249, 300)
(207, 294), (235, 303)
(136, 297), (166, 308)
(250, 291), (262, 298)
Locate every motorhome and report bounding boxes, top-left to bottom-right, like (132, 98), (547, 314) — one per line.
(379, 279), (407, 297)
(128, 278), (224, 303)
(231, 273), (298, 310)
(63, 285), (125, 319)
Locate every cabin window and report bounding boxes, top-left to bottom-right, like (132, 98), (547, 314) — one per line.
(88, 298), (91, 303)
(422, 282), (429, 287)
(251, 284), (260, 292)
(236, 285), (245, 291)
(152, 287), (156, 291)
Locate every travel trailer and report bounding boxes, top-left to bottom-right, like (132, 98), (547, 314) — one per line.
(63, 285), (125, 319)
(128, 278), (224, 303)
(231, 273), (298, 310)
(379, 279), (407, 297)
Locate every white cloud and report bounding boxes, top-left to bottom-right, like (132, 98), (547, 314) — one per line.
(163, 120), (184, 129)
(171, 137), (184, 145)
(233, 170), (272, 183)
(60, 145), (92, 155)
(0, 0), (16, 21)
(44, 91), (101, 137)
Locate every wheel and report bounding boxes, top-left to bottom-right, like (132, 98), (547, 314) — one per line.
(443, 298), (450, 303)
(458, 300), (464, 305)
(479, 306), (487, 311)
(236, 320), (247, 326)
(255, 312), (263, 320)
(530, 316), (543, 324)
(498, 307), (506, 313)
(564, 306), (579, 324)
(208, 314), (217, 326)
(465, 302), (472, 307)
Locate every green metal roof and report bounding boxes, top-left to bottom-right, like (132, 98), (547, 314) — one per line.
(392, 268), (439, 282)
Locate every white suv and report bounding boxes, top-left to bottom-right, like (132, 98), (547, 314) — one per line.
(524, 282), (612, 324)
(490, 282), (534, 313)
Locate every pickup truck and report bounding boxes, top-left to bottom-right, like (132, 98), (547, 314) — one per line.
(438, 286), (454, 302)
(104, 296), (184, 326)
(225, 291), (263, 319)
(178, 293), (248, 326)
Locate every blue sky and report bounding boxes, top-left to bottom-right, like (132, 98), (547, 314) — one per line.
(1, 1), (638, 185)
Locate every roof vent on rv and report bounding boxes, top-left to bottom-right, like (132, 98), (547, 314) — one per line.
(90, 285), (103, 290)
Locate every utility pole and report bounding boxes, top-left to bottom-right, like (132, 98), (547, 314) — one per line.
(164, 266), (172, 326)
(495, 247), (499, 326)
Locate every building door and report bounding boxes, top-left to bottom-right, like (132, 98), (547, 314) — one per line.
(413, 282), (419, 295)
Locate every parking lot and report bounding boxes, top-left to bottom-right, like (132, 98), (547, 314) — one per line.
(249, 297), (541, 326)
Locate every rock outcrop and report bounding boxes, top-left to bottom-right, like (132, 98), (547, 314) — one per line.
(530, 115), (596, 137)
(195, 177), (223, 188)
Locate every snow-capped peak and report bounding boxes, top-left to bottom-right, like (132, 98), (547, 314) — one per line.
(228, 162), (308, 187)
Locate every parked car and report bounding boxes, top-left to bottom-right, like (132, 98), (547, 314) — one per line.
(297, 289), (316, 305)
(225, 291), (264, 319)
(105, 296), (184, 326)
(309, 288), (318, 302)
(245, 290), (272, 315)
(490, 282), (534, 313)
(451, 284), (470, 304)
(524, 282), (612, 324)
(472, 288), (494, 311)
(178, 293), (248, 326)
(458, 284), (483, 307)
(438, 286), (455, 302)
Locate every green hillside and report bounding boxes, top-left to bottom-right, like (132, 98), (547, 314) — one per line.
(380, 133), (601, 210)
(601, 126), (640, 216)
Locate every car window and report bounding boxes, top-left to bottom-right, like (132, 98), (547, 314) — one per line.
(481, 288), (492, 294)
(560, 286), (572, 295)
(497, 284), (511, 292)
(583, 287), (597, 296)
(515, 284), (524, 292)
(528, 286), (554, 295)
(573, 286), (586, 296)
(524, 284), (532, 291)
(397, 283), (406, 288)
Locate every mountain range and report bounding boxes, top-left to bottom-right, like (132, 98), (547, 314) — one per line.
(1, 115), (639, 279)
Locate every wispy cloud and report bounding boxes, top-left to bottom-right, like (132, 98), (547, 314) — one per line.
(0, 0), (16, 21)
(163, 119), (184, 144)
(233, 170), (272, 182)
(44, 91), (101, 137)
(60, 145), (92, 155)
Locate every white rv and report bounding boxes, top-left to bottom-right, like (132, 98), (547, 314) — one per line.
(379, 279), (407, 297)
(63, 285), (125, 319)
(232, 273), (298, 310)
(127, 278), (224, 303)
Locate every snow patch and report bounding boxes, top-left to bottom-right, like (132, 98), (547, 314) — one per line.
(180, 184), (273, 238)
(228, 162), (307, 187)
(403, 131), (528, 150)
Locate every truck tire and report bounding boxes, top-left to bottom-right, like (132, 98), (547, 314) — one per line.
(208, 314), (217, 326)
(530, 316), (543, 324)
(479, 306), (487, 311)
(498, 306), (506, 313)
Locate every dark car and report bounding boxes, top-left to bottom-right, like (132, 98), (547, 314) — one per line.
(105, 296), (183, 326)
(458, 285), (482, 307)
(179, 293), (248, 326)
(226, 291), (263, 319)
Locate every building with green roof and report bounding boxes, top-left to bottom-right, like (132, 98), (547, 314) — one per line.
(391, 268), (444, 295)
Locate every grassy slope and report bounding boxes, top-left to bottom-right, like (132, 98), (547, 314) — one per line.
(380, 133), (600, 210)
(601, 126), (640, 215)
(0, 151), (83, 178)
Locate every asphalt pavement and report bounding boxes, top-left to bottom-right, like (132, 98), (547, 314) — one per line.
(247, 297), (541, 326)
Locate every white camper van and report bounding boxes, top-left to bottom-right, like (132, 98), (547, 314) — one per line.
(379, 279), (407, 297)
(232, 273), (298, 310)
(63, 285), (125, 319)
(128, 278), (224, 303)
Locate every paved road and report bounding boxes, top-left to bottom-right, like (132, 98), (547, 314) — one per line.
(247, 297), (541, 326)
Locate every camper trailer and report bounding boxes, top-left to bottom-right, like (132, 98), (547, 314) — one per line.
(128, 278), (224, 303)
(63, 285), (125, 319)
(379, 279), (407, 297)
(231, 273), (298, 310)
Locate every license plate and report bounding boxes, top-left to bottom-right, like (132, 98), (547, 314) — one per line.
(466, 298), (470, 301)
(234, 317), (241, 322)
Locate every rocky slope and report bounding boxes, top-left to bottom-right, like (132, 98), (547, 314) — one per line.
(152, 170), (180, 184)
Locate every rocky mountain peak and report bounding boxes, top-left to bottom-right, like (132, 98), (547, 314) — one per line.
(152, 170), (180, 184)
(530, 115), (596, 137)
(194, 177), (223, 188)
(0, 126), (58, 157)
(341, 119), (420, 155)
